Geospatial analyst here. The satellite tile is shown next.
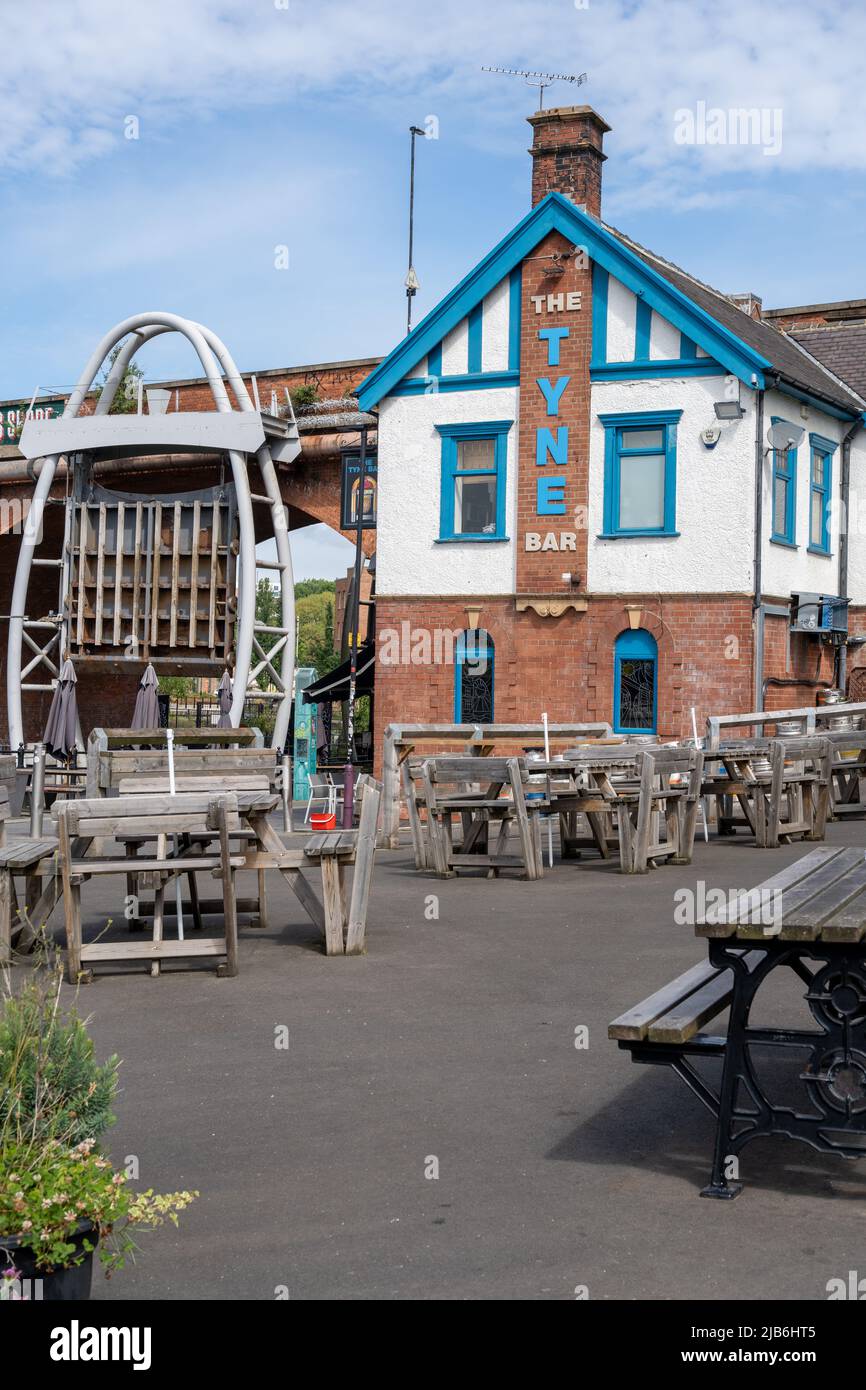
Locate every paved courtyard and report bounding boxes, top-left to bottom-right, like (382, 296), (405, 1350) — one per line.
(32, 817), (866, 1301)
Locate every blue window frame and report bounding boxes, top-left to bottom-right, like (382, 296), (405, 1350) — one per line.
(435, 420), (511, 541)
(598, 410), (681, 537)
(771, 418), (798, 546)
(808, 432), (836, 556)
(454, 630), (494, 721)
(614, 628), (657, 734)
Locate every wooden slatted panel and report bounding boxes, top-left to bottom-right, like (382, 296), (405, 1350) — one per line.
(189, 499), (200, 647)
(150, 502), (162, 649)
(94, 504), (106, 644)
(755, 848), (864, 941)
(777, 857), (866, 940)
(130, 503), (143, 657)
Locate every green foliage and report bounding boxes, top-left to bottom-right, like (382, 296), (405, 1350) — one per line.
(157, 675), (194, 699)
(0, 1136), (197, 1274)
(297, 589), (339, 678)
(295, 579), (334, 600)
(289, 384), (318, 409)
(0, 970), (119, 1148)
(94, 343), (144, 416)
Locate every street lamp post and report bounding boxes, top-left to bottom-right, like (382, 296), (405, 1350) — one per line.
(342, 425), (369, 827)
(406, 125), (425, 334)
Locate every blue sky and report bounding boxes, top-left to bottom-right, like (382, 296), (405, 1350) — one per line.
(3, 0), (864, 577)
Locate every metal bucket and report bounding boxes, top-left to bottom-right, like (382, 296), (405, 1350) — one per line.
(817, 688), (846, 706)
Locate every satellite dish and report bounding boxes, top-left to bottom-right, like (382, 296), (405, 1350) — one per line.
(767, 421), (805, 452)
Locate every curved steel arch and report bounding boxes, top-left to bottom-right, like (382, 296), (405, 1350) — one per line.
(7, 312), (295, 750)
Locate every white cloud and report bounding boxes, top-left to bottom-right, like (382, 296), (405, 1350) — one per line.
(3, 0), (866, 196)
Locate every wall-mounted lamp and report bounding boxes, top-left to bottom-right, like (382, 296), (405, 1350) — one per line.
(713, 399), (745, 421)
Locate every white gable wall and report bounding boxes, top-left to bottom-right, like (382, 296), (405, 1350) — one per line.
(374, 386), (518, 597)
(481, 277), (511, 372)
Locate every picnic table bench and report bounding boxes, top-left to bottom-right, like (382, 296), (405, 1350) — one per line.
(703, 735), (832, 847)
(824, 728), (866, 818)
(419, 756), (544, 879)
(609, 845), (866, 1197)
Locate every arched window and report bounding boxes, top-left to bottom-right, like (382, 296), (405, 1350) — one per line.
(614, 628), (657, 734)
(455, 629), (494, 722)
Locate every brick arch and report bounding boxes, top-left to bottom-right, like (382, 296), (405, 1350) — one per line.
(584, 605), (684, 735)
(456, 608), (520, 722)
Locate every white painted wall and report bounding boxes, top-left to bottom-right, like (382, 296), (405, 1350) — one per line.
(606, 277), (636, 361)
(441, 317), (468, 376)
(587, 374), (755, 593)
(375, 386), (518, 596)
(481, 276), (510, 372)
(845, 439), (866, 609)
(649, 310), (681, 361)
(759, 387), (845, 601)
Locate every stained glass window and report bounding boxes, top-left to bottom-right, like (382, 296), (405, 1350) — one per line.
(455, 630), (494, 722)
(614, 628), (657, 733)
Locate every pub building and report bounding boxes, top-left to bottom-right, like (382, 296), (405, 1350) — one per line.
(357, 106), (866, 756)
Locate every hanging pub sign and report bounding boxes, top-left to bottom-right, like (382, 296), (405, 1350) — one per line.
(0, 398), (64, 446)
(340, 450), (378, 530)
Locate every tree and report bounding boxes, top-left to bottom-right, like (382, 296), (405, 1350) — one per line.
(94, 342), (144, 415)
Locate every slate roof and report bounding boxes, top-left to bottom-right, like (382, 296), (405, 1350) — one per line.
(604, 220), (866, 415)
(787, 322), (866, 404)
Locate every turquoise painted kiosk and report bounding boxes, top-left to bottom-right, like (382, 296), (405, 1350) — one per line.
(293, 666), (318, 801)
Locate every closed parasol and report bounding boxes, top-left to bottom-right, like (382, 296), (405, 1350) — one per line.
(43, 658), (79, 760)
(131, 663), (161, 730)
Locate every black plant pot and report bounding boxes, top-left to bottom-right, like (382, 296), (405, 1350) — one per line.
(1, 1223), (96, 1300)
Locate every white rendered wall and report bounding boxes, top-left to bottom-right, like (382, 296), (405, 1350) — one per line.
(605, 277), (636, 361)
(481, 277), (510, 372)
(587, 374), (755, 593)
(759, 387), (846, 601)
(375, 386), (518, 596)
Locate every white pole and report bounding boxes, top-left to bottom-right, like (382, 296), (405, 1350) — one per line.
(165, 727), (185, 938)
(691, 705), (709, 843)
(542, 711), (553, 868)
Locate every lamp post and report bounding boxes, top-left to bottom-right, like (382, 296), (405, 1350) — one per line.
(406, 125), (425, 334)
(343, 425), (369, 827)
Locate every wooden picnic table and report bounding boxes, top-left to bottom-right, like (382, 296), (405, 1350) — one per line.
(610, 844), (866, 1197)
(702, 736), (831, 847)
(120, 783), (380, 958)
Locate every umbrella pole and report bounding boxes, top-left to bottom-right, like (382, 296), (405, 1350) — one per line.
(542, 712), (553, 869)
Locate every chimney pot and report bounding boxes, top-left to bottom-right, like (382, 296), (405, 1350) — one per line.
(528, 105), (611, 216)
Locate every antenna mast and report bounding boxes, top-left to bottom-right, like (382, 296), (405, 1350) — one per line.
(481, 66), (587, 111)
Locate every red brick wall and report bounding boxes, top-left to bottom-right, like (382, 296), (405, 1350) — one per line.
(516, 232), (592, 594)
(372, 593), (756, 773)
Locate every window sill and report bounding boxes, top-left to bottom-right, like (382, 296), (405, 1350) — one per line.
(770, 536), (798, 550)
(435, 535), (510, 544)
(597, 531), (680, 540)
(807, 545), (832, 558)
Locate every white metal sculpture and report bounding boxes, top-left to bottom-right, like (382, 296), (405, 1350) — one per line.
(8, 312), (298, 750)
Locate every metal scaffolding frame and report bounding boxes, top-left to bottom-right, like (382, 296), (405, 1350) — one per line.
(7, 312), (298, 750)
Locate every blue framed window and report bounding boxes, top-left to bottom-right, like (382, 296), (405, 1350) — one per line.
(614, 628), (657, 734)
(435, 420), (511, 541)
(599, 410), (681, 537)
(454, 629), (494, 721)
(771, 418), (798, 546)
(808, 432), (836, 556)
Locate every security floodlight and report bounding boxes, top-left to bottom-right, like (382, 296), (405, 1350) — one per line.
(714, 400), (745, 420)
(767, 420), (805, 452)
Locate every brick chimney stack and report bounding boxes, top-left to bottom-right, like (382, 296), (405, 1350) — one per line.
(528, 106), (610, 216)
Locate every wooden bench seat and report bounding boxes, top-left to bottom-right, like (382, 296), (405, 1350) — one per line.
(610, 954), (763, 1045)
(0, 836), (58, 870)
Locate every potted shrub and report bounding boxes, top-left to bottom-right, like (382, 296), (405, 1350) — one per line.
(0, 970), (196, 1300)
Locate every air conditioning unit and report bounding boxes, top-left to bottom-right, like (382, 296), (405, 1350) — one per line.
(790, 593), (849, 636)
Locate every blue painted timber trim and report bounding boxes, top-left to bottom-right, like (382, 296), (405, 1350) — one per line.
(356, 191), (772, 409)
(591, 263), (608, 367)
(679, 333), (698, 358)
(634, 298), (652, 361)
(390, 370), (519, 397)
(508, 269), (521, 372)
(590, 359), (724, 381)
(427, 341), (442, 379)
(467, 303), (483, 374)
